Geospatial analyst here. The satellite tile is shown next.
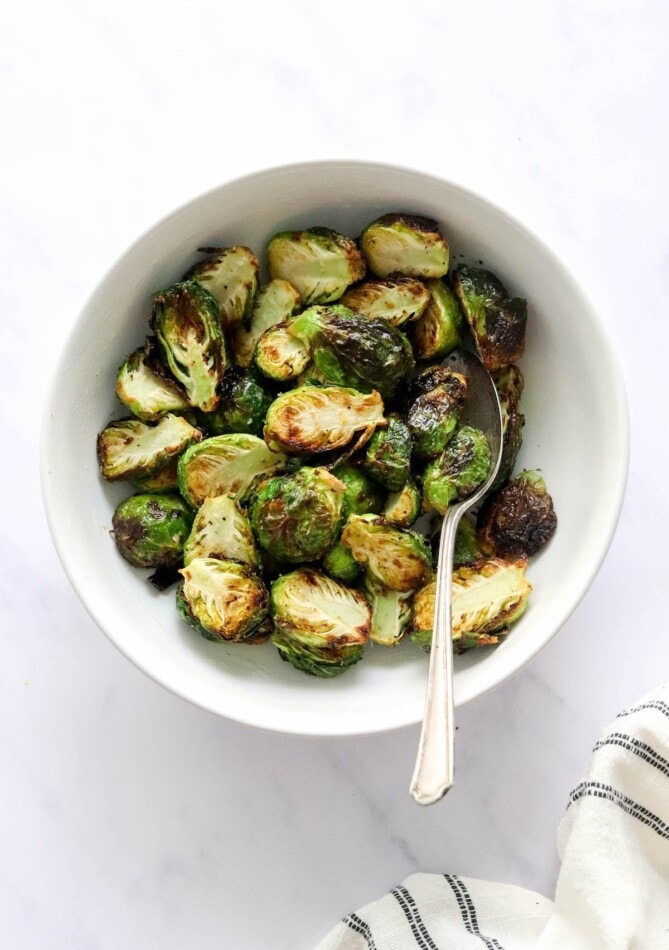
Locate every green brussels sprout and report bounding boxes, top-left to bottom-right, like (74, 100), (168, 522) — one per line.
(267, 227), (365, 306)
(250, 466), (345, 563)
(340, 277), (430, 327)
(453, 265), (527, 372)
(382, 479), (421, 527)
(365, 577), (413, 646)
(453, 515), (484, 566)
(131, 457), (180, 493)
(185, 246), (259, 330)
(410, 558), (531, 654)
(491, 365), (525, 491)
(422, 426), (492, 515)
(233, 279), (301, 368)
(199, 370), (272, 438)
(151, 280), (225, 412)
(115, 338), (190, 420)
(331, 463), (384, 517)
(359, 213), (449, 279)
(177, 557), (268, 642)
(407, 371), (468, 459)
(264, 386), (385, 455)
(477, 470), (557, 559)
(362, 415), (412, 492)
(410, 280), (463, 360)
(183, 494), (260, 568)
(97, 413), (202, 482)
(270, 568), (370, 677)
(341, 514), (433, 592)
(112, 493), (193, 568)
(322, 541), (361, 584)
(254, 323), (312, 382)
(177, 433), (286, 507)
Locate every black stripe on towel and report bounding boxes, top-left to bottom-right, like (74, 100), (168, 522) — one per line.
(391, 886), (439, 949)
(617, 699), (669, 721)
(594, 732), (669, 781)
(343, 912), (377, 950)
(568, 781), (669, 841)
(444, 875), (505, 949)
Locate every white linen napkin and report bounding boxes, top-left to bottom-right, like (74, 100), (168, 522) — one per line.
(316, 685), (669, 949)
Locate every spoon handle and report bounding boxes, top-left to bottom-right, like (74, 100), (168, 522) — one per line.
(410, 508), (461, 805)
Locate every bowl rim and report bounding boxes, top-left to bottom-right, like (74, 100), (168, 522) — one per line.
(40, 159), (630, 735)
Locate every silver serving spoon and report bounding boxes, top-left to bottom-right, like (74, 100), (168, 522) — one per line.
(410, 349), (504, 806)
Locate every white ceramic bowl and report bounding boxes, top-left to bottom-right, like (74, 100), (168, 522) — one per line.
(41, 161), (628, 736)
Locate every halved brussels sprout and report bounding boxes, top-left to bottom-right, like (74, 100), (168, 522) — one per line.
(131, 457), (180, 493)
(270, 568), (370, 677)
(453, 265), (527, 371)
(341, 514), (433, 592)
(183, 494), (259, 567)
(382, 479), (421, 527)
(254, 323), (312, 382)
(185, 246), (259, 330)
(478, 470), (557, 559)
(340, 277), (430, 327)
(322, 541), (361, 584)
(365, 577), (413, 646)
(407, 371), (468, 459)
(491, 365), (525, 491)
(250, 467), (345, 563)
(112, 493), (193, 568)
(331, 463), (384, 517)
(453, 514), (484, 566)
(98, 413), (202, 482)
(151, 280), (225, 412)
(410, 281), (463, 360)
(115, 338), (190, 420)
(264, 386), (385, 455)
(362, 415), (412, 492)
(410, 558), (531, 653)
(422, 426), (492, 515)
(359, 213), (449, 279)
(177, 433), (286, 507)
(267, 227), (365, 306)
(199, 370), (272, 438)
(233, 279), (301, 368)
(177, 557), (268, 642)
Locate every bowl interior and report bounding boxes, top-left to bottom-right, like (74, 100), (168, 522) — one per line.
(42, 162), (628, 735)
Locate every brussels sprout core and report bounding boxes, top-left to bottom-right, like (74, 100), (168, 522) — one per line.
(98, 414), (202, 482)
(178, 433), (286, 507)
(341, 514), (433, 592)
(112, 493), (193, 568)
(268, 228), (365, 306)
(178, 557), (268, 642)
(359, 213), (449, 279)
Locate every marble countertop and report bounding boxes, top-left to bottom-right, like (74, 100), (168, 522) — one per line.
(2, 2), (667, 947)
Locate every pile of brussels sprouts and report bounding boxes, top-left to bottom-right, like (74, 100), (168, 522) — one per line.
(97, 213), (557, 678)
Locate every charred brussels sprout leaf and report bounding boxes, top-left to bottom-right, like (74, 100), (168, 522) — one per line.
(383, 479), (421, 527)
(422, 426), (492, 515)
(264, 386), (385, 455)
(341, 277), (430, 327)
(491, 365), (525, 491)
(411, 281), (463, 360)
(98, 414), (202, 482)
(177, 558), (268, 642)
(233, 279), (301, 368)
(322, 541), (361, 584)
(177, 433), (286, 507)
(365, 578), (413, 646)
(131, 457), (180, 493)
(254, 323), (312, 382)
(331, 463), (384, 517)
(453, 515), (484, 566)
(199, 370), (272, 438)
(151, 281), (225, 412)
(270, 568), (370, 677)
(341, 514), (433, 592)
(453, 265), (527, 372)
(112, 493), (193, 568)
(115, 338), (190, 420)
(362, 416), (412, 492)
(183, 494), (259, 568)
(478, 470), (557, 559)
(250, 467), (345, 563)
(359, 213), (449, 279)
(407, 371), (468, 459)
(267, 227), (365, 306)
(185, 246), (259, 330)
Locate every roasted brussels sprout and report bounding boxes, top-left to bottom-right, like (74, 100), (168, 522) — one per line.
(422, 426), (492, 515)
(177, 557), (268, 642)
(331, 463), (384, 517)
(340, 277), (430, 327)
(365, 578), (413, 646)
(322, 541), (361, 584)
(199, 370), (272, 438)
(112, 493), (193, 568)
(115, 338), (190, 420)
(264, 386), (385, 455)
(359, 213), (449, 279)
(491, 365), (525, 491)
(362, 415), (412, 492)
(407, 371), (468, 459)
(253, 323), (312, 382)
(131, 458), (180, 493)
(250, 467), (345, 563)
(183, 494), (259, 568)
(267, 227), (365, 306)
(185, 246), (259, 330)
(177, 433), (286, 507)
(453, 515), (484, 566)
(341, 514), (432, 592)
(410, 559), (531, 653)
(98, 413), (202, 482)
(382, 479), (421, 527)
(270, 568), (370, 677)
(151, 281), (225, 412)
(453, 265), (527, 372)
(410, 280), (463, 360)
(478, 470), (557, 559)
(233, 279), (301, 368)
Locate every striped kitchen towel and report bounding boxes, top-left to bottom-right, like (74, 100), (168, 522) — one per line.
(316, 685), (669, 949)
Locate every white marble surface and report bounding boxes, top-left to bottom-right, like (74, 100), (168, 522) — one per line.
(2, 2), (667, 947)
